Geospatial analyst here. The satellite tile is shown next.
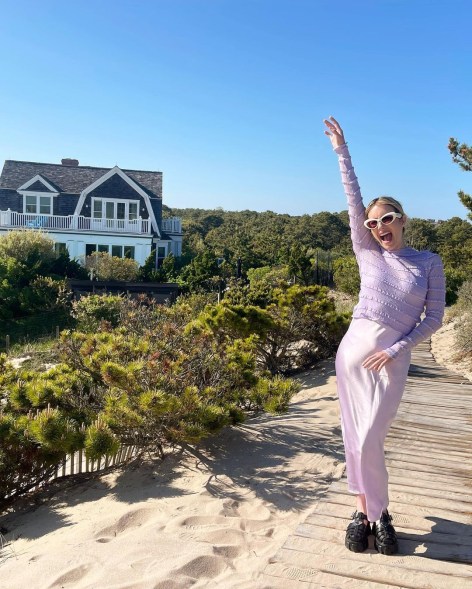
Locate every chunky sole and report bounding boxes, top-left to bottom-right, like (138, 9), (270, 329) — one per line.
(345, 537), (368, 553)
(374, 539), (398, 555)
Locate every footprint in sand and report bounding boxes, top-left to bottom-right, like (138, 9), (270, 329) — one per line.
(203, 528), (247, 545)
(173, 555), (230, 579)
(153, 578), (195, 589)
(219, 498), (240, 517)
(48, 564), (91, 588)
(94, 507), (154, 542)
(212, 544), (244, 558)
(179, 515), (240, 530)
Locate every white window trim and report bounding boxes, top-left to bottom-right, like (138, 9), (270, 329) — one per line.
(85, 243), (136, 259)
(91, 197), (141, 220)
(22, 192), (55, 215)
(18, 174), (59, 193)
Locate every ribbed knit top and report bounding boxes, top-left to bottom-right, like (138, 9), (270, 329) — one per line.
(335, 143), (446, 358)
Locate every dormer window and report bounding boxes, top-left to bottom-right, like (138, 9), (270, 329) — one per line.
(18, 175), (58, 217)
(24, 194), (52, 215)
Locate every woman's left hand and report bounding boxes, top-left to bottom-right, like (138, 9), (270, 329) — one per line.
(362, 351), (392, 372)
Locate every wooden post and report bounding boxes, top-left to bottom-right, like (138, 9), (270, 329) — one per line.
(56, 326), (60, 339)
(5, 335), (9, 352)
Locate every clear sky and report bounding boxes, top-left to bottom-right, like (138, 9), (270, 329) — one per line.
(1, 0), (471, 220)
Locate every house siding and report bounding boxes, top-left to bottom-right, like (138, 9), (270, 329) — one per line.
(150, 198), (162, 230)
(80, 174), (150, 219)
(56, 194), (80, 216)
(25, 180), (55, 192)
(0, 189), (21, 211)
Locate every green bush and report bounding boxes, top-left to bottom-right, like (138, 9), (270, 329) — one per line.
(333, 256), (360, 296)
(190, 284), (349, 374)
(85, 251), (139, 281)
(1, 292), (301, 505)
(453, 280), (472, 366)
(444, 267), (467, 305)
(71, 294), (126, 332)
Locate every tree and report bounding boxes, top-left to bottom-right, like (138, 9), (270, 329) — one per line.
(180, 250), (221, 292)
(288, 245), (313, 285)
(191, 284), (348, 374)
(85, 252), (139, 281)
(0, 230), (76, 322)
(333, 256), (361, 296)
(138, 249), (157, 281)
(448, 137), (472, 220)
(405, 218), (438, 251)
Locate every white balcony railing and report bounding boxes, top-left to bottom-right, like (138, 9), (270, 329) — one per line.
(161, 217), (182, 233)
(0, 210), (151, 235)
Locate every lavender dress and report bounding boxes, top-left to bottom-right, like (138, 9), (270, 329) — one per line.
(334, 144), (446, 522)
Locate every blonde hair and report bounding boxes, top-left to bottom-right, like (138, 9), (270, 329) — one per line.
(365, 196), (406, 218)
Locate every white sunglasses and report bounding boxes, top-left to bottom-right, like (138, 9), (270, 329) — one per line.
(363, 212), (403, 230)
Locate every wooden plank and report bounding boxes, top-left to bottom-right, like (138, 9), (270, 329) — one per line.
(330, 479), (472, 506)
(319, 492), (472, 524)
(386, 465), (472, 487)
(262, 338), (472, 588)
(263, 561), (401, 589)
(272, 547), (471, 589)
(388, 460), (470, 489)
(284, 534), (472, 571)
(296, 521), (472, 550)
(307, 501), (472, 535)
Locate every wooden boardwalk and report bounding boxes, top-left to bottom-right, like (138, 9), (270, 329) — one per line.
(262, 341), (472, 589)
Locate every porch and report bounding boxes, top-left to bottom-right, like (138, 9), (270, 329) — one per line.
(0, 209), (152, 235)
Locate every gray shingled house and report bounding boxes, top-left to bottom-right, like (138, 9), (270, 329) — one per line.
(0, 158), (182, 267)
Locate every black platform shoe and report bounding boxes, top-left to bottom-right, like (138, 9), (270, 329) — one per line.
(345, 511), (371, 553)
(372, 510), (398, 555)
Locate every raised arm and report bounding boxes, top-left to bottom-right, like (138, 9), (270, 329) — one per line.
(324, 117), (378, 255)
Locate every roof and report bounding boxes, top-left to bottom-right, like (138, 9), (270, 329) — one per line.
(0, 160), (162, 198)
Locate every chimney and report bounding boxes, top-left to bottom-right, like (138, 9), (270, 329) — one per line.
(61, 158), (79, 166)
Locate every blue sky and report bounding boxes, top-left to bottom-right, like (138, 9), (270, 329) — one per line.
(0, 0), (471, 220)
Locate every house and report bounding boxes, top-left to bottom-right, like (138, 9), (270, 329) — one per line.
(0, 158), (182, 267)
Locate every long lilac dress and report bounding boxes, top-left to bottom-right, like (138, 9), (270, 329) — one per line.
(334, 143), (446, 522)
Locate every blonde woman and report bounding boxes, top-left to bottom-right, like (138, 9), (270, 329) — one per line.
(324, 117), (445, 554)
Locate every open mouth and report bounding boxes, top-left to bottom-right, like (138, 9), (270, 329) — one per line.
(379, 232), (393, 243)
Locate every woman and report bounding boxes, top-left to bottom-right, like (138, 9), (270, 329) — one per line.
(324, 117), (446, 555)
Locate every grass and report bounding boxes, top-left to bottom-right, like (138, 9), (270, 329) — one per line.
(6, 336), (61, 372)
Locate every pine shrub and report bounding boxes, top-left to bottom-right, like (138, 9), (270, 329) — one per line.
(454, 280), (472, 366)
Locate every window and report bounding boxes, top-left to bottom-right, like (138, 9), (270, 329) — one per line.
(93, 200), (102, 219)
(124, 246), (135, 259)
(157, 246), (166, 267)
(92, 199), (140, 221)
(24, 194), (52, 215)
(129, 203), (138, 220)
(55, 243), (68, 256)
(86, 244), (135, 259)
(86, 244), (97, 257)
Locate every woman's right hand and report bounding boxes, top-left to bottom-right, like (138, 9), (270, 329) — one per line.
(323, 116), (346, 149)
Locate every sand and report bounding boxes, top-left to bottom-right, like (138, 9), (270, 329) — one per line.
(1, 323), (469, 589)
(0, 360), (345, 589)
(430, 316), (472, 382)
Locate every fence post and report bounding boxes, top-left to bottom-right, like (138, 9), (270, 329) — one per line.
(5, 335), (9, 352)
(56, 325), (60, 339)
